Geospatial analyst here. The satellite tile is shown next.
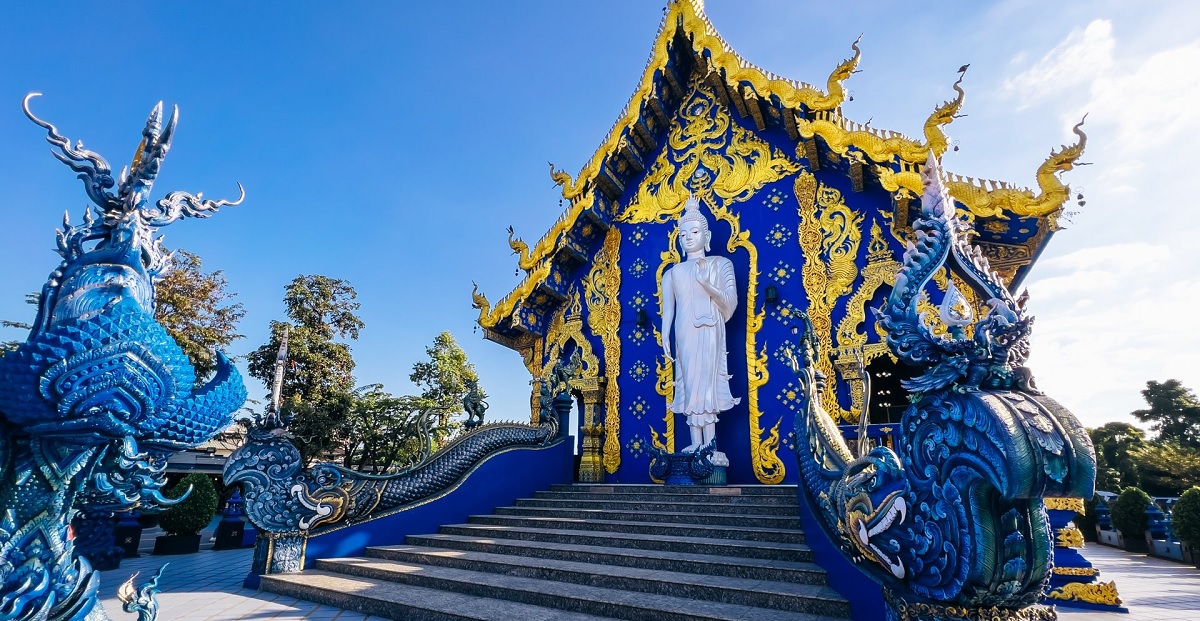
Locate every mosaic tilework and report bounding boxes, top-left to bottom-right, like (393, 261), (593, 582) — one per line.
(761, 187), (790, 211)
(776, 381), (803, 412)
(629, 258), (649, 279)
(625, 433), (648, 459)
(628, 227), (649, 246)
(628, 395), (650, 420)
(768, 300), (801, 326)
(768, 260), (795, 285)
(629, 360), (650, 382)
(765, 223), (792, 247)
(772, 340), (798, 366)
(629, 290), (649, 310)
(629, 325), (649, 346)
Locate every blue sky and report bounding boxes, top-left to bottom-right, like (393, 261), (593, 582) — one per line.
(1, 1), (1197, 430)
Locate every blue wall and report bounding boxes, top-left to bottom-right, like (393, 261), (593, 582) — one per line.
(302, 438), (573, 564)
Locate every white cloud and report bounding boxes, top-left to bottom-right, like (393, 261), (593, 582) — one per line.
(1072, 41), (1200, 156)
(1004, 20), (1115, 109)
(1024, 242), (1200, 428)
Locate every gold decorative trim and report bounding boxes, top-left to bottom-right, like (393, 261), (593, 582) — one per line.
(1045, 497), (1086, 513)
(1045, 581), (1123, 607)
(651, 229), (681, 454)
(1056, 526), (1085, 549)
(1053, 567), (1100, 577)
(586, 228), (623, 473)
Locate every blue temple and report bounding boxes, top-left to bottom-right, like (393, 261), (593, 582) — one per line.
(0, 94), (247, 621)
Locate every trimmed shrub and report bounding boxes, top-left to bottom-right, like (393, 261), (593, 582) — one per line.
(1173, 487), (1200, 547)
(159, 473), (219, 537)
(1075, 497), (1098, 541)
(1111, 486), (1152, 537)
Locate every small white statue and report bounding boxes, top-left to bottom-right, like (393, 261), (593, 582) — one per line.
(661, 196), (740, 465)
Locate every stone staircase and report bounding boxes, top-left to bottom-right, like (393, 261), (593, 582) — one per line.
(260, 484), (852, 621)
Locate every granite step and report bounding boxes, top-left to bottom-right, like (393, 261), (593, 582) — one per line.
(398, 533), (821, 580)
(466, 514), (804, 543)
(356, 545), (844, 613)
(548, 483), (798, 496)
(513, 497), (798, 516)
(307, 558), (848, 621)
(431, 524), (810, 561)
(532, 490), (798, 505)
(260, 570), (622, 621)
(492, 505), (802, 529)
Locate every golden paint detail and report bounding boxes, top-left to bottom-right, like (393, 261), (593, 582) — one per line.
(875, 120), (1088, 221)
(1045, 582), (1123, 607)
(816, 185), (864, 308)
(618, 81), (801, 225)
(537, 288), (601, 383)
(585, 228), (623, 474)
(798, 73), (964, 167)
(1045, 497), (1086, 513)
(1056, 526), (1085, 549)
(1053, 567), (1100, 577)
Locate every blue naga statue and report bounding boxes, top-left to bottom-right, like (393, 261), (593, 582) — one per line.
(789, 150), (1095, 620)
(0, 95), (246, 620)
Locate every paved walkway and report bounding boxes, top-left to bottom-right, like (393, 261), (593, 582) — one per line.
(94, 541), (1199, 620)
(1057, 543), (1200, 621)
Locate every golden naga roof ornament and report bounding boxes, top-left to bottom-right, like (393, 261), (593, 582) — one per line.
(471, 281), (492, 327)
(549, 161), (588, 203)
(923, 68), (968, 158)
(507, 225), (535, 273)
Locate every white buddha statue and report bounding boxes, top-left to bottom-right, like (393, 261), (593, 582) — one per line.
(660, 196), (740, 464)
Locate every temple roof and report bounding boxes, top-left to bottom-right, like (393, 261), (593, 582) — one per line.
(473, 0), (1085, 346)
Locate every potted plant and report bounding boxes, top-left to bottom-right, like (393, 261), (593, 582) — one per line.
(1173, 487), (1200, 568)
(153, 473), (219, 555)
(1110, 486), (1151, 553)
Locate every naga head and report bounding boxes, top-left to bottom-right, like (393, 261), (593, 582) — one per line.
(0, 95), (246, 446)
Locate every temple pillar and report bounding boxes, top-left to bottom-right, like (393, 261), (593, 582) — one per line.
(576, 379), (607, 483)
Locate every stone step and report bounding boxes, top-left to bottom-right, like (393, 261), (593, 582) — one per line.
(358, 545), (844, 613)
(398, 534), (820, 580)
(261, 570), (621, 621)
(548, 483), (798, 496)
(513, 497), (798, 516)
(309, 558), (848, 621)
(467, 514), (804, 543)
(430, 524), (810, 561)
(532, 490), (797, 505)
(492, 505), (802, 529)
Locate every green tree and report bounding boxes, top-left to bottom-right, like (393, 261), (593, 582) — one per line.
(159, 473), (219, 537)
(409, 331), (481, 428)
(1110, 486), (1151, 537)
(247, 275), (364, 464)
(1132, 379), (1200, 449)
(1173, 487), (1200, 548)
(154, 250), (246, 380)
(1089, 422), (1146, 492)
(1129, 441), (1200, 497)
(338, 385), (440, 474)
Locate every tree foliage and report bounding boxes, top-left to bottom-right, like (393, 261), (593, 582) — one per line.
(1172, 487), (1200, 547)
(1132, 379), (1200, 449)
(410, 331), (481, 428)
(159, 473), (219, 537)
(338, 385), (441, 474)
(247, 275), (364, 464)
(154, 250), (246, 380)
(1110, 486), (1151, 537)
(1089, 422), (1146, 492)
(1129, 441), (1200, 497)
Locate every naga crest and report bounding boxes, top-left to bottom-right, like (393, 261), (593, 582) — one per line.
(0, 95), (247, 621)
(791, 153), (1095, 619)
